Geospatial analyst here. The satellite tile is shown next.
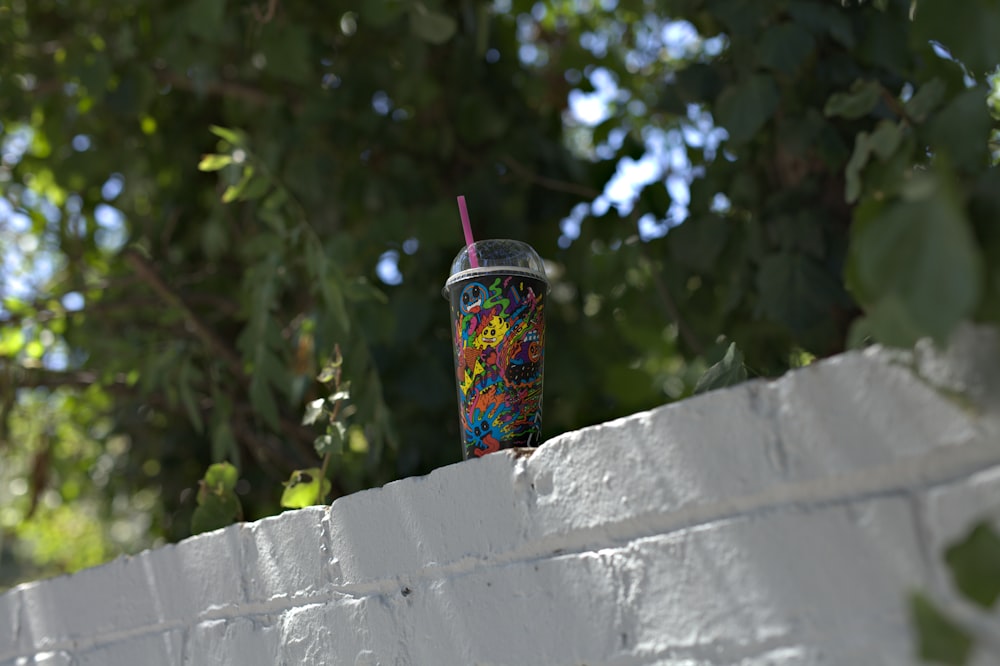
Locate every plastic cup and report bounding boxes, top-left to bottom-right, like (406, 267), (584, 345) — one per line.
(443, 239), (548, 459)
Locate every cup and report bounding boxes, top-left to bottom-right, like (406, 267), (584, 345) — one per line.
(443, 239), (548, 459)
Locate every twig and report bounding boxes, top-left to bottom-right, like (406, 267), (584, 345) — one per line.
(647, 260), (705, 356)
(501, 155), (602, 199)
(230, 418), (300, 482)
(154, 70), (274, 106)
(630, 209), (705, 356)
(7, 367), (135, 393)
(0, 298), (165, 329)
(880, 88), (916, 126)
(251, 0), (279, 23)
(317, 345), (344, 505)
(123, 250), (244, 376)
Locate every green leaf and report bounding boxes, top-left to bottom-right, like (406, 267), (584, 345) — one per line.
(237, 174), (270, 202)
(249, 372), (282, 430)
(198, 154), (232, 172)
(767, 212), (825, 257)
(105, 66), (156, 116)
(192, 462), (242, 534)
(221, 167), (263, 203)
(845, 131), (873, 204)
(191, 498), (239, 534)
(925, 88), (992, 172)
(209, 125), (247, 147)
(756, 252), (846, 333)
(909, 592), (973, 666)
(280, 468), (331, 508)
(317, 364), (340, 385)
(716, 74), (779, 144)
(475, 2), (490, 56)
(857, 8), (909, 72)
(824, 80), (882, 119)
(183, 0), (225, 40)
(0, 328), (25, 356)
(844, 122), (908, 204)
(344, 277), (388, 304)
(211, 412), (238, 464)
(25, 340), (44, 359)
(869, 120), (903, 161)
(327, 389), (350, 402)
(711, 0), (768, 38)
(863, 134), (916, 203)
(667, 215), (729, 273)
(360, 0), (407, 26)
(202, 462), (238, 493)
(845, 315), (876, 349)
(457, 95), (510, 142)
(912, 0), (1000, 76)
(75, 52), (112, 95)
(906, 78), (947, 122)
(409, 4), (457, 45)
(178, 362), (204, 434)
(694, 343), (748, 394)
(944, 522), (1000, 609)
(674, 63), (723, 104)
(260, 22), (312, 84)
(302, 398), (325, 426)
(321, 276), (351, 334)
(307, 252), (352, 336)
(846, 171), (984, 346)
(315, 421), (346, 456)
(787, 1), (854, 48)
(756, 23), (816, 74)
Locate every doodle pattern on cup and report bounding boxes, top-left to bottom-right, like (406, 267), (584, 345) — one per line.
(450, 274), (545, 458)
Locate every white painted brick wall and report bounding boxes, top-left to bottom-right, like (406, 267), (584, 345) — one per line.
(2, 325), (999, 665)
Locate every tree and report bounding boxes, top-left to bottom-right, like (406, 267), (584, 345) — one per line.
(1, 0), (997, 587)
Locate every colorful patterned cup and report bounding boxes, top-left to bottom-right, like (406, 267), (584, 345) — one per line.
(443, 240), (548, 459)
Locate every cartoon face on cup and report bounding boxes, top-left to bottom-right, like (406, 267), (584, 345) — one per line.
(459, 282), (486, 314)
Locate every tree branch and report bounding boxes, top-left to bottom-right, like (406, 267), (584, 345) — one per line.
(501, 155), (602, 199)
(154, 70), (275, 106)
(630, 209), (705, 356)
(880, 87), (915, 126)
(123, 250), (244, 377)
(647, 263), (705, 356)
(251, 0), (279, 23)
(5, 366), (134, 393)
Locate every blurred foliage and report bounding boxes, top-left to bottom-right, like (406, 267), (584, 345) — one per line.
(190, 461), (242, 534)
(911, 520), (1000, 665)
(0, 0), (997, 589)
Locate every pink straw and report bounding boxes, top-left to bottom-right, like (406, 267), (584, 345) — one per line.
(456, 195), (479, 268)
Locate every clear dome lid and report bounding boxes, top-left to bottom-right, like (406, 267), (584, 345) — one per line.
(444, 239), (548, 293)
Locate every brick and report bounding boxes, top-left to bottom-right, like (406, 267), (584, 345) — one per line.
(75, 630), (183, 666)
(186, 616), (280, 666)
(278, 599), (375, 665)
(0, 586), (22, 657)
(0, 651), (73, 666)
(241, 507), (332, 604)
(624, 497), (926, 664)
(327, 451), (529, 586)
(139, 525), (246, 625)
(18, 556), (160, 647)
(523, 351), (984, 544)
(383, 551), (626, 665)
